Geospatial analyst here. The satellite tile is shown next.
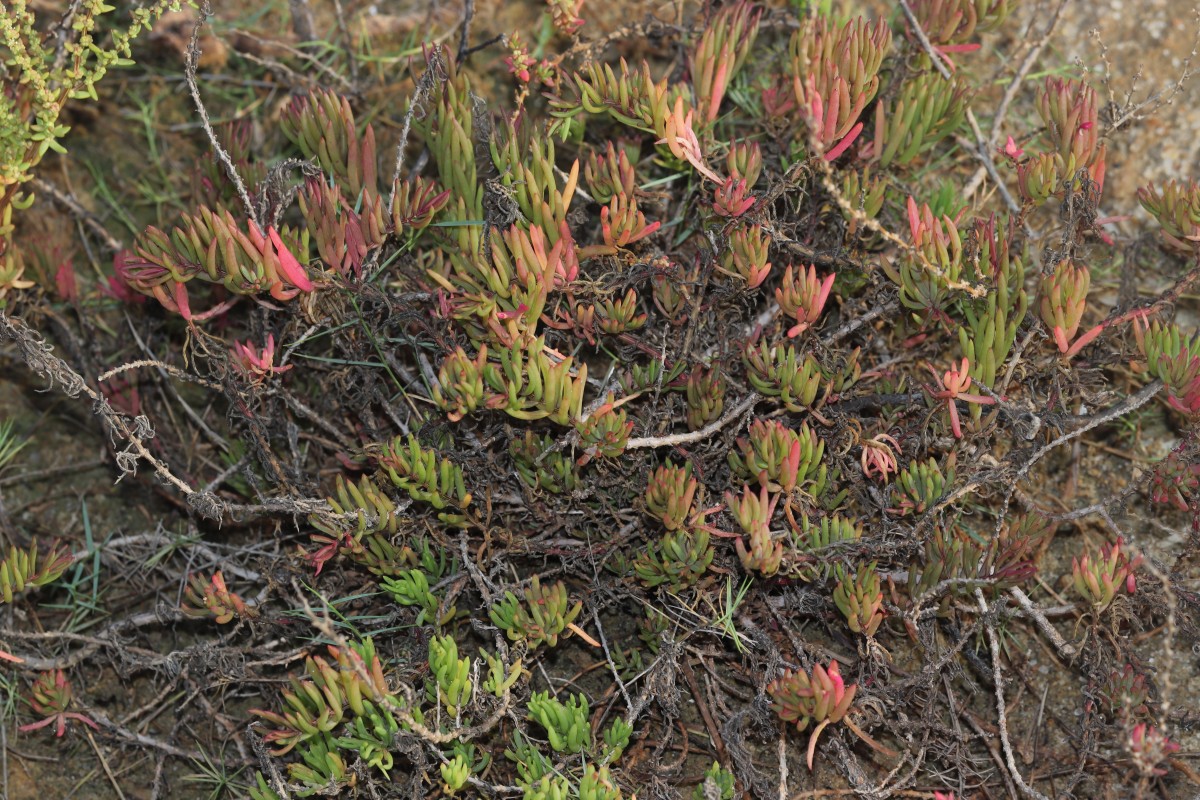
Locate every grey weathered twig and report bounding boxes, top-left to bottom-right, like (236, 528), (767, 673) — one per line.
(977, 589), (1052, 800)
(388, 45), (445, 209)
(184, 2), (257, 225)
(1009, 587), (1076, 659)
(626, 393), (760, 450)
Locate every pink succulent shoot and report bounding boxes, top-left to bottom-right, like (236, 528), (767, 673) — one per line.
(823, 122), (863, 162)
(804, 86), (861, 160)
(904, 195), (963, 250)
(230, 333), (293, 382)
(1128, 723), (1179, 777)
(938, 42), (980, 55)
(18, 670), (99, 738)
(861, 433), (900, 482)
(598, 195), (661, 249)
(1111, 537), (1143, 590)
(906, 195), (921, 240)
(1061, 323), (1107, 360)
(496, 303), (530, 321)
(1166, 379), (1200, 416)
(761, 81), (797, 118)
(713, 176), (755, 217)
(925, 358), (995, 438)
(551, 222), (580, 287)
(741, 260), (772, 290)
(55, 258), (78, 303)
(827, 660), (846, 697)
(106, 252), (149, 304)
(794, 75), (864, 161)
(777, 265), (835, 338)
(1072, 536), (1143, 609)
(308, 530), (355, 576)
(267, 226), (314, 293)
(999, 136), (1024, 162)
(658, 97), (724, 184)
(805, 661), (854, 769)
(143, 279), (192, 320)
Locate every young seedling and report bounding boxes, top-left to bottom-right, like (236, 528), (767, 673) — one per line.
(924, 357), (995, 438)
(18, 670), (98, 737)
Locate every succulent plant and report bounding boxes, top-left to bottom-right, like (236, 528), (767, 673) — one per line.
(1135, 319), (1200, 415)
(1038, 259), (1099, 356)
(957, 222), (1027, 408)
(1138, 179), (1200, 250)
(596, 288), (648, 334)
(1036, 78), (1103, 184)
(743, 341), (824, 412)
(576, 400), (634, 463)
(119, 209), (314, 318)
(250, 660), (347, 756)
(726, 140), (762, 187)
(490, 576), (583, 650)
(728, 418), (826, 495)
(335, 698), (400, 776)
(727, 482), (783, 576)
(595, 190), (657, 254)
(789, 512), (863, 581)
(1017, 151), (1060, 207)
(872, 73), (967, 169)
(18, 669), (98, 737)
(579, 763), (625, 800)
(693, 761), (736, 800)
(789, 15), (890, 159)
(1148, 442), (1200, 510)
(0, 539), (72, 605)
(924, 357), (995, 438)
(891, 456), (954, 515)
(381, 567), (450, 626)
(280, 88), (378, 200)
(768, 660), (857, 769)
(908, 0), (1013, 51)
(297, 175), (386, 279)
(634, 526), (714, 590)
(644, 460), (699, 531)
(721, 224), (772, 289)
(907, 523), (983, 601)
(775, 264), (835, 338)
(511, 429), (579, 494)
(7, 1), (1193, 795)
(685, 365), (727, 430)
(427, 634), (473, 718)
(1072, 537), (1142, 610)
(832, 562), (885, 637)
(1098, 664), (1151, 721)
(378, 433), (473, 526)
(180, 570), (256, 624)
(527, 691), (591, 754)
(712, 177), (756, 218)
(288, 733), (351, 796)
(584, 141), (637, 205)
(441, 754), (471, 794)
(1127, 723), (1180, 778)
(690, 1), (761, 127)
